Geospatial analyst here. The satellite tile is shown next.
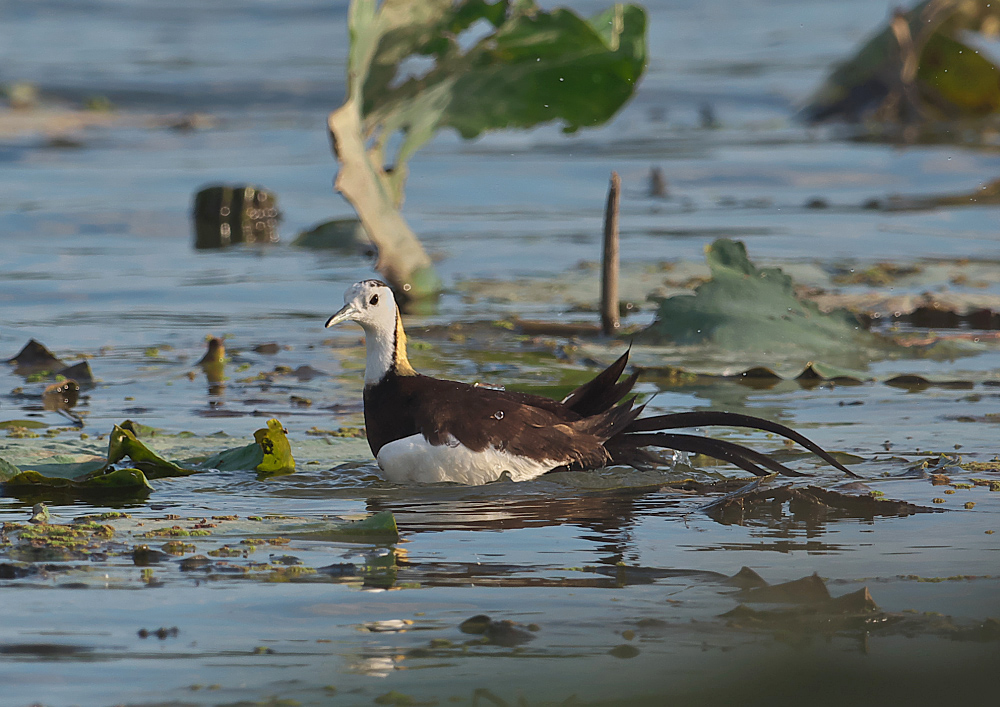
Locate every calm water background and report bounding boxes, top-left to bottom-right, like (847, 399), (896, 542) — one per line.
(1, 1), (999, 705)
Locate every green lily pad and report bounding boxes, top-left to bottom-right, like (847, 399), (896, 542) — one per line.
(641, 239), (889, 364)
(3, 467), (153, 492)
(107, 424), (196, 479)
(12, 458), (107, 481)
(199, 418), (295, 475)
(199, 441), (263, 472)
(332, 511), (398, 537)
(1, 418), (295, 494)
(0, 419), (48, 429)
(0, 456), (23, 482)
(289, 512), (400, 543)
(119, 419), (162, 438)
(253, 419), (295, 475)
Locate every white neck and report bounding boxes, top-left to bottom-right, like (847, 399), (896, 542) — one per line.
(360, 319), (396, 386)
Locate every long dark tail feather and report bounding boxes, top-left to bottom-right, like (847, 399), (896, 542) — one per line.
(579, 397), (644, 440)
(610, 432), (809, 478)
(562, 349), (638, 417)
(625, 411), (860, 478)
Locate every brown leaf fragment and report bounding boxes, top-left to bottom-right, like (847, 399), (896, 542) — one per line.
(458, 614), (535, 647)
(741, 573), (831, 604)
(179, 555), (212, 571)
(722, 580), (884, 633)
(56, 361), (93, 384)
(6, 340), (64, 375)
(702, 480), (791, 523)
(885, 374), (932, 391)
(730, 366), (783, 390)
(132, 545), (170, 566)
(725, 566), (769, 590)
(828, 586), (880, 614)
(964, 617), (1000, 642)
(704, 481), (937, 524)
(803, 485), (937, 515)
(291, 365), (325, 381)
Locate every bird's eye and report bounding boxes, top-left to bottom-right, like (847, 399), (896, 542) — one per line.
(369, 294), (379, 306)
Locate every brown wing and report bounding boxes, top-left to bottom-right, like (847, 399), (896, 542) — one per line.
(396, 375), (637, 469)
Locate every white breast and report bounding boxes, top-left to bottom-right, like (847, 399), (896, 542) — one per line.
(375, 433), (557, 485)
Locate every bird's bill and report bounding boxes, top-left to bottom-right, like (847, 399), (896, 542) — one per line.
(325, 303), (358, 328)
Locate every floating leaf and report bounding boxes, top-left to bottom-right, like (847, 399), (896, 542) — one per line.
(200, 418), (295, 475)
(119, 419), (161, 438)
(636, 361), (870, 391)
(795, 361), (867, 386)
(915, 31), (1000, 116)
(803, 0), (1000, 125)
(0, 456), (23, 483)
(728, 366), (784, 390)
(1, 419), (295, 495)
(197, 336), (226, 366)
(0, 419), (48, 430)
(330, 511), (397, 537)
(9, 457), (106, 481)
(107, 425), (196, 479)
(3, 468), (152, 492)
(704, 482), (938, 525)
(458, 613), (535, 646)
(199, 441), (264, 472)
(253, 419), (295, 475)
(291, 511), (399, 543)
(642, 239), (890, 364)
(884, 374), (974, 391)
(293, 219), (373, 254)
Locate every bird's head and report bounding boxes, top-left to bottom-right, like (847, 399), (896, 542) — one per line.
(325, 279), (397, 334)
(326, 279), (415, 381)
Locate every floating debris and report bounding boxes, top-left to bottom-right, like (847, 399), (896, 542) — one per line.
(459, 614), (536, 646)
(703, 480), (937, 525)
(5, 339), (63, 375)
(293, 218), (375, 256)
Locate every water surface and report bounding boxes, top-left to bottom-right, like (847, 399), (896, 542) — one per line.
(1, 1), (999, 705)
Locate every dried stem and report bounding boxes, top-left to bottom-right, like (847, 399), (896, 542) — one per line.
(601, 171), (621, 336)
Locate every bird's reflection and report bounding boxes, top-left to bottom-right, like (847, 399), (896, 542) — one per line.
(359, 479), (852, 588)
